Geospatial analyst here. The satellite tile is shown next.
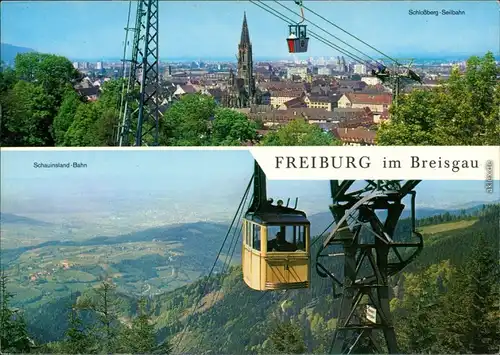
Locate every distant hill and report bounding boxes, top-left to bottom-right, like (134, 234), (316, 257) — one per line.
(0, 205), (454, 262)
(3, 201), (494, 258)
(1, 43), (35, 65)
(452, 199), (500, 211)
(1, 220), (230, 266)
(0, 213), (52, 226)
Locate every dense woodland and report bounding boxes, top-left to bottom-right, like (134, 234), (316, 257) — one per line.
(1, 52), (499, 146)
(2, 205), (499, 354)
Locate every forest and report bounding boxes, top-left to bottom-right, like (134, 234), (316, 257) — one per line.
(2, 205), (499, 354)
(0, 52), (499, 147)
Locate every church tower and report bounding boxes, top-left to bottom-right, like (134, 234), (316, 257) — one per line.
(237, 12), (254, 100)
(222, 12), (261, 108)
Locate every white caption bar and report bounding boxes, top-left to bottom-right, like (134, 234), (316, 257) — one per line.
(249, 146), (500, 180)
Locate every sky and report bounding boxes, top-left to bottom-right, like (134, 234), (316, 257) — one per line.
(1, 149), (499, 225)
(1, 1), (499, 61)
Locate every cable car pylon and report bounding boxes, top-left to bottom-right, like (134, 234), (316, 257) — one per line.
(371, 59), (422, 105)
(116, 0), (160, 147)
(315, 180), (423, 354)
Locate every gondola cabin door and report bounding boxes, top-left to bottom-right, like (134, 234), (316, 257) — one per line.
(242, 219), (310, 291)
(242, 220), (264, 289)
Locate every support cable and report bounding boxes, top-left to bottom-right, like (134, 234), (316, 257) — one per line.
(273, 0), (385, 67)
(251, 1), (377, 69)
(301, 3), (401, 66)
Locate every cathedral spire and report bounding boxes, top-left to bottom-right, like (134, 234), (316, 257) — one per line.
(240, 12), (251, 45)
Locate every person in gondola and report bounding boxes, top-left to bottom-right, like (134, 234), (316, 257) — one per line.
(268, 231), (297, 252)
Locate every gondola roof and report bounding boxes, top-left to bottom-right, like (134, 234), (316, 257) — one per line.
(244, 211), (310, 225)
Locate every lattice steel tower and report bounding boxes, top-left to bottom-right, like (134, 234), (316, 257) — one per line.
(371, 58), (422, 107)
(117, 0), (160, 146)
(316, 180), (423, 354)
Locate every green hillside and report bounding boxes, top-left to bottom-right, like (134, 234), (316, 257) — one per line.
(1, 204), (499, 354)
(148, 204), (499, 354)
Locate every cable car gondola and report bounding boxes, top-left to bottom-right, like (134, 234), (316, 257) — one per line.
(287, 25), (309, 53)
(242, 161), (311, 291)
(286, 0), (309, 53)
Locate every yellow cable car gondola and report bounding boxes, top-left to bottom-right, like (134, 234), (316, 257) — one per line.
(242, 161), (311, 291)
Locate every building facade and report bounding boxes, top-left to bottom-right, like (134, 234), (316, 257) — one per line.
(337, 93), (392, 113)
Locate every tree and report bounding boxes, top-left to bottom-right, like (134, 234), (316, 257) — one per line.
(253, 117), (265, 130)
(210, 108), (258, 145)
(91, 108), (119, 146)
(265, 318), (307, 354)
(309, 312), (336, 353)
(96, 79), (123, 109)
(1, 81), (56, 146)
(14, 52), (80, 103)
(91, 80), (124, 146)
(392, 261), (453, 354)
(1, 52), (80, 147)
(438, 235), (500, 353)
(0, 271), (34, 353)
(120, 298), (171, 354)
(52, 90), (82, 146)
(159, 93), (259, 146)
(63, 103), (100, 146)
(0, 65), (17, 94)
(160, 93), (216, 146)
(61, 306), (94, 354)
(76, 280), (122, 353)
(377, 52), (500, 145)
(61, 80), (123, 146)
(260, 118), (341, 146)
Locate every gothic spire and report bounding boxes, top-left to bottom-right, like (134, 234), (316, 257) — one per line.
(240, 12), (250, 45)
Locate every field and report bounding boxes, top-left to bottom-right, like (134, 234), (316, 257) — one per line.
(2, 216), (231, 309)
(5, 241), (195, 306)
(419, 219), (478, 246)
(419, 219), (478, 235)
